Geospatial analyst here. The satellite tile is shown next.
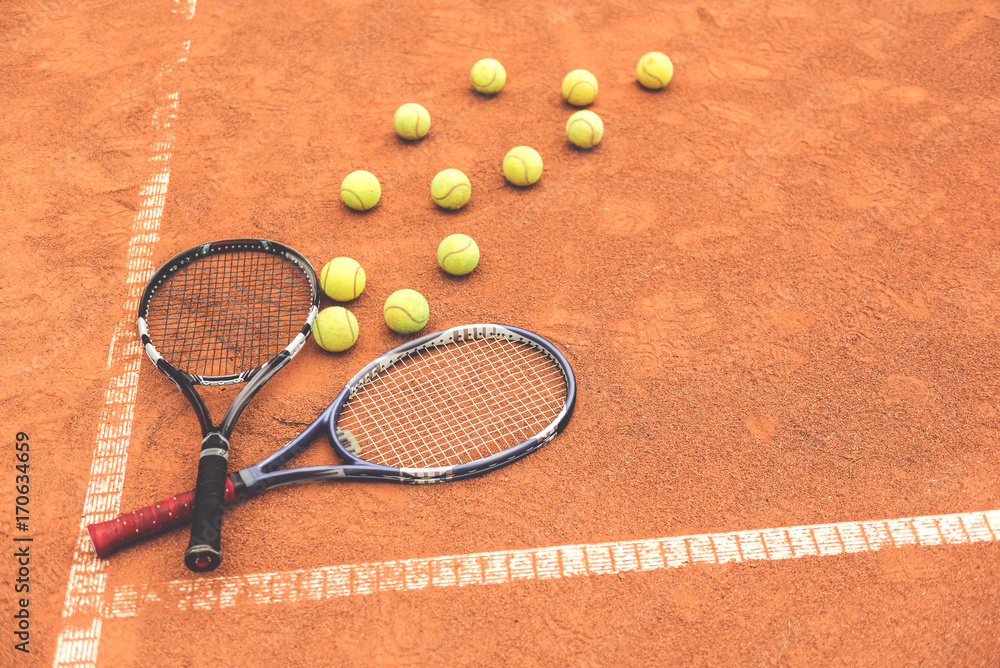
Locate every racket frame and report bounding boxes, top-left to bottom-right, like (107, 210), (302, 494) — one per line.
(232, 324), (576, 497)
(138, 238), (320, 571)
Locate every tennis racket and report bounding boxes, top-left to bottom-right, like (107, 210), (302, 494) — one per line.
(88, 324), (576, 563)
(135, 239), (319, 572)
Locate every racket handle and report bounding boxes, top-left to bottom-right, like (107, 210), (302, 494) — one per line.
(185, 442), (230, 572)
(86, 479), (237, 559)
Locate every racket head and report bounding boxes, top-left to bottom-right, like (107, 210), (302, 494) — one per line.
(324, 324), (576, 482)
(138, 239), (320, 385)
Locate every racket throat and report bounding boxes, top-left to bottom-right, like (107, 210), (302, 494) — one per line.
(198, 432), (230, 461)
(233, 467), (268, 497)
(227, 471), (261, 502)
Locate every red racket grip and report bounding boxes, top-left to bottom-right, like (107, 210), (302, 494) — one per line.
(87, 478), (237, 559)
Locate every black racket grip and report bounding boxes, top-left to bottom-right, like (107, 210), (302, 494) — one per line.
(184, 435), (229, 572)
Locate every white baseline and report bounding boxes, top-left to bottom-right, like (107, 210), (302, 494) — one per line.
(107, 509), (998, 617)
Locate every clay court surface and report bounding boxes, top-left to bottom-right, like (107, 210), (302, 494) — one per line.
(3, 0), (1000, 665)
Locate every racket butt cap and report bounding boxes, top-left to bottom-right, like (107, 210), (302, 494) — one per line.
(184, 545), (222, 572)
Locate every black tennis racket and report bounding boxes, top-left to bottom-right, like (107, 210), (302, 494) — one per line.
(136, 239), (319, 572)
(88, 324), (576, 562)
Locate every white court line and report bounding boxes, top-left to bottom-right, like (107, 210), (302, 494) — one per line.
(52, 16), (196, 666)
(105, 509), (999, 617)
(172, 0), (196, 20)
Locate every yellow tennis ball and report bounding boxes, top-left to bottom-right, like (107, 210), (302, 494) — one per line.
(393, 103), (430, 141)
(430, 169), (471, 210)
(561, 69), (598, 106)
(566, 110), (604, 149)
(383, 289), (429, 334)
(341, 170), (381, 211)
(313, 306), (358, 352)
(437, 234), (480, 276)
(502, 146), (543, 186)
(320, 257), (366, 302)
(636, 52), (674, 90)
(470, 58), (506, 95)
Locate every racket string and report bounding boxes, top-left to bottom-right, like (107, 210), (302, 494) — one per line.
(145, 250), (314, 377)
(360, 346), (515, 467)
(395, 350), (510, 466)
(424, 344), (545, 459)
(337, 337), (568, 469)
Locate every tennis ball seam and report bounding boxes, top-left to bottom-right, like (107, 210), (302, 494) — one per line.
(401, 104), (427, 138)
(321, 259), (365, 301)
(564, 81), (595, 102)
(351, 266), (362, 299)
(432, 183), (470, 203)
(314, 307), (358, 352)
(506, 155), (529, 183)
(472, 65), (500, 89)
(568, 118), (597, 147)
(640, 59), (665, 88)
(341, 189), (368, 210)
(343, 308), (357, 343)
(440, 238), (474, 269)
(384, 305), (428, 325)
